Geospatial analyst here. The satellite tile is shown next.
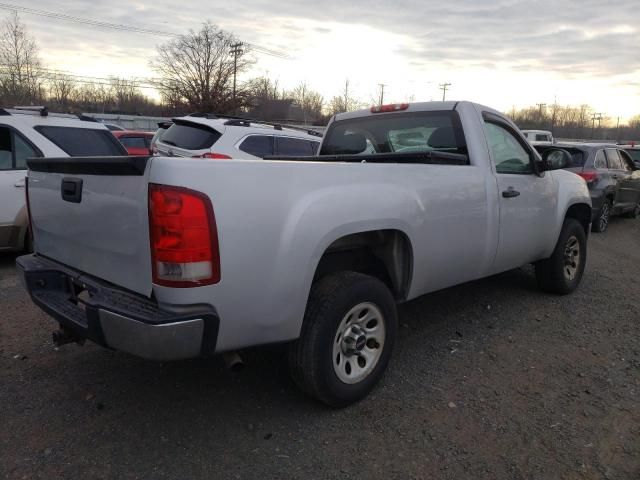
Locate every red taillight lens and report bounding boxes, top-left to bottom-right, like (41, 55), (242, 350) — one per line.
(149, 184), (220, 287)
(194, 152), (232, 159)
(370, 103), (409, 113)
(577, 170), (598, 184)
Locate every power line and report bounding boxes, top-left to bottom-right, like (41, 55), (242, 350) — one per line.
(439, 82), (451, 101)
(0, 2), (291, 59)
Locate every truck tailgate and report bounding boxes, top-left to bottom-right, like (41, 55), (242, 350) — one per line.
(27, 157), (153, 297)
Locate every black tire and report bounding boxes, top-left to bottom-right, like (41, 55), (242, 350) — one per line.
(535, 218), (587, 295)
(592, 198), (611, 232)
(623, 202), (640, 219)
(288, 271), (397, 407)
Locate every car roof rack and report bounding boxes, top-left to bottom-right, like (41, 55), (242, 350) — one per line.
(186, 112), (323, 137)
(0, 106), (99, 123)
(12, 105), (49, 116)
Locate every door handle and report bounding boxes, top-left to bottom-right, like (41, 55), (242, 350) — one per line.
(502, 187), (520, 198)
(14, 181), (25, 188)
(61, 177), (83, 203)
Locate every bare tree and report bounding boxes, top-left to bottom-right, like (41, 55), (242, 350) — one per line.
(48, 73), (76, 108)
(151, 22), (252, 113)
(327, 79), (360, 115)
(0, 12), (43, 105)
(289, 81), (324, 121)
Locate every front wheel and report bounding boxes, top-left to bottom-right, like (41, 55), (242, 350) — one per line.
(288, 271), (397, 407)
(535, 218), (587, 294)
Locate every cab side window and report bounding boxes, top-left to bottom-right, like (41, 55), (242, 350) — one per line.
(0, 126), (40, 170)
(594, 150), (607, 169)
(484, 121), (532, 174)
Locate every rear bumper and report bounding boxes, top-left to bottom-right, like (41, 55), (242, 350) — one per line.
(16, 254), (219, 361)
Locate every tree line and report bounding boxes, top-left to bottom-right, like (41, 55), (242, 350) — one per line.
(0, 11), (638, 136)
(508, 103), (640, 142)
(0, 14), (361, 123)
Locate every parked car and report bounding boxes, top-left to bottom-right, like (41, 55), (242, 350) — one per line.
(155, 113), (322, 159)
(522, 129), (554, 145)
(112, 130), (154, 156)
(150, 121), (172, 155)
(103, 123), (125, 131)
(620, 144), (640, 169)
(536, 143), (640, 231)
(0, 106), (126, 252)
(19, 101), (591, 406)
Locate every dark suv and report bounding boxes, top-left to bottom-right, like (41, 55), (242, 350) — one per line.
(537, 143), (640, 232)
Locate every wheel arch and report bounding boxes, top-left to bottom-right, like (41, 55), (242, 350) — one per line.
(564, 202), (592, 236)
(311, 229), (414, 302)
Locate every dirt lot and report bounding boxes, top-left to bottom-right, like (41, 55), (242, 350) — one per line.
(1, 218), (639, 480)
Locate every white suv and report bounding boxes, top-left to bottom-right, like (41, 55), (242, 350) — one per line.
(0, 107), (126, 252)
(155, 114), (322, 159)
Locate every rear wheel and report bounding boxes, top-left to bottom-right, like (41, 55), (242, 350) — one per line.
(592, 199), (611, 232)
(624, 202), (640, 219)
(535, 218), (587, 294)
(288, 271), (397, 407)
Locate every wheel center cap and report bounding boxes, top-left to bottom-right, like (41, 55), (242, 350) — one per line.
(342, 325), (367, 356)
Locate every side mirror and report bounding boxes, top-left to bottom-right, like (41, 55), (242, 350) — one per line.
(541, 148), (571, 171)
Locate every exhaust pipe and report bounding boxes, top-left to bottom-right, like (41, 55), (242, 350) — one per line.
(222, 351), (244, 372)
(52, 328), (85, 347)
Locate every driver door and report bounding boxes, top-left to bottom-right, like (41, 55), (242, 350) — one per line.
(483, 114), (557, 273)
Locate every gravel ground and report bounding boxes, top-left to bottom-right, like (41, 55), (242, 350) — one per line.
(1, 217), (639, 480)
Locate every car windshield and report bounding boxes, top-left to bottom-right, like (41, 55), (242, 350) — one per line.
(320, 111), (467, 156)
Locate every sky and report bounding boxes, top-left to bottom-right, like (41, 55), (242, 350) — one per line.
(8, 0), (640, 121)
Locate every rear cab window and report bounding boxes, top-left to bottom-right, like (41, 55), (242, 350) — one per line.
(34, 126), (126, 156)
(161, 121), (222, 150)
(321, 110), (467, 161)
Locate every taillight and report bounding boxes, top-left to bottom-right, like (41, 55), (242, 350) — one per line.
(149, 184), (220, 287)
(577, 170), (598, 184)
(194, 152), (232, 159)
(370, 103), (409, 113)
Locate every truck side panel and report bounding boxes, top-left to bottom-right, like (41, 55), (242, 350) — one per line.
(149, 158), (493, 352)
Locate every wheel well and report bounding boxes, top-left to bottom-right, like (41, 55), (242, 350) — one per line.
(565, 203), (591, 235)
(313, 230), (412, 301)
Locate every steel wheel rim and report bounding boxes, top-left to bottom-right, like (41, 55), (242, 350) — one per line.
(599, 203), (609, 230)
(332, 302), (386, 384)
(563, 235), (580, 281)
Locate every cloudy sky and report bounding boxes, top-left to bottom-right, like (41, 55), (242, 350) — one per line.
(10, 0), (640, 120)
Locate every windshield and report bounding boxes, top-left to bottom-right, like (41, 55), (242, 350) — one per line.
(320, 111), (467, 156)
(625, 149), (640, 162)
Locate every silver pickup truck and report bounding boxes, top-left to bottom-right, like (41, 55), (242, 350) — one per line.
(18, 101), (591, 406)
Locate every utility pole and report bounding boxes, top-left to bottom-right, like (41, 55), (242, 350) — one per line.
(536, 103), (546, 124)
(378, 83), (386, 106)
(230, 42), (243, 114)
(591, 113), (602, 139)
(439, 82), (451, 101)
